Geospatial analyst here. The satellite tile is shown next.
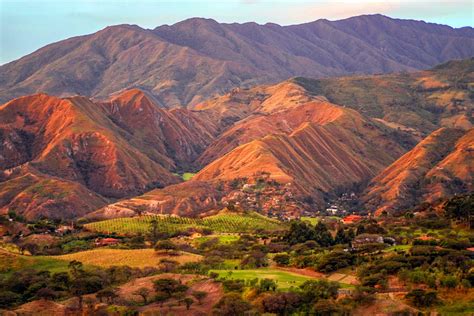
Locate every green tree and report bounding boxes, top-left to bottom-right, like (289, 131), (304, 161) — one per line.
(183, 297), (194, 310)
(213, 293), (252, 316)
(405, 289), (438, 307)
(259, 278), (277, 292)
(273, 253), (290, 266)
(299, 280), (339, 304)
(133, 287), (150, 304)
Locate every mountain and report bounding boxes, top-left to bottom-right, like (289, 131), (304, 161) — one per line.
(0, 166), (107, 220)
(363, 127), (474, 215)
(0, 90), (220, 219)
(1, 59), (472, 219)
(1, 15), (473, 106)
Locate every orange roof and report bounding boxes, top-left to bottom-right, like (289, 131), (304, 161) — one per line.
(343, 215), (363, 223)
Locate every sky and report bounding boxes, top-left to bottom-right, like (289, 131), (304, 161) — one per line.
(0, 0), (472, 65)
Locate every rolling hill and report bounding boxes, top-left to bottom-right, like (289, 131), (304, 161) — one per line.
(0, 15), (472, 106)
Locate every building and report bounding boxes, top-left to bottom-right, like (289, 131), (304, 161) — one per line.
(342, 214), (363, 224)
(351, 234), (384, 248)
(95, 238), (120, 247)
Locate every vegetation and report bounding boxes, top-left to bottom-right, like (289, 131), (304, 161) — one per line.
(85, 211), (284, 235)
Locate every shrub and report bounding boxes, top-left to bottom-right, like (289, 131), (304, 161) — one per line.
(273, 253), (290, 266)
(405, 289), (438, 307)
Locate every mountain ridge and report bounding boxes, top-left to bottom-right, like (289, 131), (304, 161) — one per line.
(1, 14), (473, 106)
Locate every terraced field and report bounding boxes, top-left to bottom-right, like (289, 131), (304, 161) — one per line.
(84, 212), (284, 235)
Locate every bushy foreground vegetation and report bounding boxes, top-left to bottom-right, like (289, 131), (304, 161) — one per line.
(0, 195), (473, 314)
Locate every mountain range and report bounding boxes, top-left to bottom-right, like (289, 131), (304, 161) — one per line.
(1, 53), (472, 219)
(1, 14), (473, 107)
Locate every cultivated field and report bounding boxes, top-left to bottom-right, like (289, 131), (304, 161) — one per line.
(54, 248), (202, 268)
(84, 212), (284, 235)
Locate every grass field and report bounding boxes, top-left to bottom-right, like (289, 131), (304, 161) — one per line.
(54, 248), (201, 268)
(85, 211), (284, 235)
(0, 250), (71, 275)
(173, 172), (196, 181)
(383, 245), (411, 253)
(301, 216), (341, 225)
(193, 234), (240, 246)
(210, 268), (319, 289)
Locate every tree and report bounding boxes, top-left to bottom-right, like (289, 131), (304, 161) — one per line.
(158, 259), (179, 273)
(261, 292), (301, 315)
(149, 219), (159, 243)
(259, 279), (277, 292)
(312, 299), (343, 315)
(316, 251), (355, 273)
(284, 221), (316, 245)
(133, 287), (151, 304)
(314, 222), (334, 247)
(155, 291), (169, 307)
(0, 291), (20, 308)
(35, 287), (57, 301)
(70, 276), (103, 309)
(153, 278), (188, 299)
(273, 253), (290, 266)
(155, 240), (177, 252)
(68, 260), (84, 278)
(240, 250), (268, 268)
(222, 279), (245, 292)
(213, 293), (252, 316)
(351, 286), (375, 305)
(334, 228), (348, 244)
(299, 280), (339, 304)
(405, 289), (438, 307)
(183, 297), (194, 310)
(96, 288), (118, 304)
(192, 291), (208, 305)
(133, 287), (150, 305)
(444, 194), (473, 228)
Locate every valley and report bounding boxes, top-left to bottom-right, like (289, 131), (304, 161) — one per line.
(0, 12), (472, 315)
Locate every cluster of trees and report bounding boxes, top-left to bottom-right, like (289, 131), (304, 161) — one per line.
(212, 278), (342, 315)
(210, 279), (382, 316)
(0, 261), (158, 309)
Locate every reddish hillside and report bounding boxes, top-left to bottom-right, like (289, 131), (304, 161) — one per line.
(0, 167), (107, 220)
(87, 181), (223, 220)
(0, 91), (219, 219)
(0, 93), (179, 198)
(363, 128), (474, 215)
(99, 89), (219, 170)
(194, 102), (410, 202)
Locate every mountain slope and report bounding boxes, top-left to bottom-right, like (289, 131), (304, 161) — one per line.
(1, 15), (473, 106)
(0, 167), (107, 220)
(194, 102), (411, 200)
(290, 58), (474, 136)
(0, 91), (221, 219)
(363, 128), (474, 215)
